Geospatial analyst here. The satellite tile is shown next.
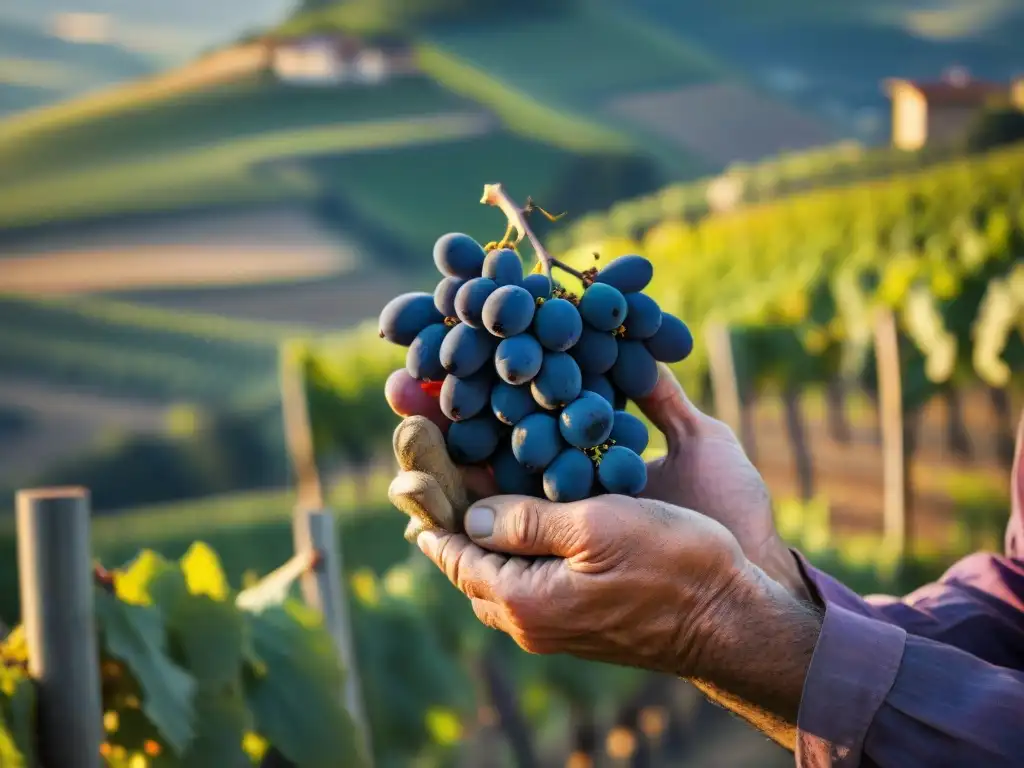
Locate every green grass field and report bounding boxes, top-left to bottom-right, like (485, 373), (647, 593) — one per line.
(308, 131), (581, 249)
(0, 295), (304, 404)
(424, 4), (721, 106)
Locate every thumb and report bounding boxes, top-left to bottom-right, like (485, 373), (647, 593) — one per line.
(463, 495), (582, 558)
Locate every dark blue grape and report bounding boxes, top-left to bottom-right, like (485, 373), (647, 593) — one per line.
(522, 273), (552, 301)
(530, 352), (582, 410)
(482, 285), (535, 338)
(511, 412), (563, 472)
(581, 374), (615, 407)
(491, 447), (543, 496)
(434, 233), (486, 279)
(439, 323), (495, 377)
(645, 313), (694, 363)
(447, 414), (502, 464)
(481, 248), (523, 287)
(559, 391), (615, 449)
(454, 277), (498, 328)
(491, 380), (538, 425)
(494, 334), (543, 385)
(610, 340), (659, 399)
(439, 369), (492, 422)
(533, 298), (583, 352)
(597, 445), (647, 495)
(434, 276), (466, 317)
(569, 324), (619, 374)
(379, 292), (444, 346)
(622, 293), (662, 340)
(594, 254), (653, 294)
(578, 283), (628, 332)
(406, 323), (449, 382)
(543, 449), (594, 502)
(610, 411), (649, 455)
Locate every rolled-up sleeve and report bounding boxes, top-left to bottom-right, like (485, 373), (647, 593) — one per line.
(792, 552), (1024, 766)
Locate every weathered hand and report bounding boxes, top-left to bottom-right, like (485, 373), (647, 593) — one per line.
(634, 367), (810, 601)
(417, 492), (750, 677)
(385, 366), (807, 600)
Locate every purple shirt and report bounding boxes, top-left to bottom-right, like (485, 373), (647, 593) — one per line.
(793, 417), (1024, 766)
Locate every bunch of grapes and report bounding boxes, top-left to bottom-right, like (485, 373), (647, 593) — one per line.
(379, 231), (693, 502)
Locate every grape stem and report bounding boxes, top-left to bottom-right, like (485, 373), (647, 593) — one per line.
(480, 183), (588, 290)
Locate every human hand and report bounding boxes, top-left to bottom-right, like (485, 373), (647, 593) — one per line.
(385, 366), (808, 600)
(416, 491), (752, 677)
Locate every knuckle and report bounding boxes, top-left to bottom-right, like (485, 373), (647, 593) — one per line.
(507, 500), (542, 548)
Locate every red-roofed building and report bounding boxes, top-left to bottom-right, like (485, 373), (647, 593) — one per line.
(884, 67), (1023, 150)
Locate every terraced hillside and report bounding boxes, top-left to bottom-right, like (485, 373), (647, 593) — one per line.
(619, 0), (1024, 142)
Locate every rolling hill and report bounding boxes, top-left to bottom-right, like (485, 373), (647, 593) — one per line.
(616, 0), (1024, 143)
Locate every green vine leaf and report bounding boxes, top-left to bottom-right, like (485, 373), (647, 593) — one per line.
(95, 588), (196, 756)
(243, 602), (367, 768)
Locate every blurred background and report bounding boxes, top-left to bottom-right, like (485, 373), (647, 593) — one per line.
(0, 0), (1022, 766)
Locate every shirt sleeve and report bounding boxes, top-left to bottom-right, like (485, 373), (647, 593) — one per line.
(795, 604), (1024, 767)
(792, 551), (1024, 766)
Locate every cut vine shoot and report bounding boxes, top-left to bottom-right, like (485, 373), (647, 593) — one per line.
(378, 184), (694, 502)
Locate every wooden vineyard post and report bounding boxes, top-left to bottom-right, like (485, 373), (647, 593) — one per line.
(874, 308), (910, 560)
(16, 487), (103, 768)
(703, 323), (742, 438)
(279, 348), (374, 766)
(294, 510), (373, 764)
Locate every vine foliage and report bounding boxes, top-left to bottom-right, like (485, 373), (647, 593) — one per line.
(0, 543), (368, 768)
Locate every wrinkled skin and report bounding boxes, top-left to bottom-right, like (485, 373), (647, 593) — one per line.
(386, 365), (807, 600)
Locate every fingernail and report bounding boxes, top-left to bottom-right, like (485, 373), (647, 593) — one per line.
(464, 505), (494, 540)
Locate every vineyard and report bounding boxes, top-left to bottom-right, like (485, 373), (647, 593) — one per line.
(1, 141), (1022, 767)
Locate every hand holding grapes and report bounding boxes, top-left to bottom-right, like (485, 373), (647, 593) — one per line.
(387, 364), (809, 602)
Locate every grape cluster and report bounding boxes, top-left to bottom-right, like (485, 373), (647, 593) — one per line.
(379, 232), (693, 502)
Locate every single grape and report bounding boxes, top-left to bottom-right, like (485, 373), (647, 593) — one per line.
(434, 276), (466, 317)
(597, 445), (647, 495)
(491, 380), (539, 425)
(379, 292), (444, 346)
(559, 391), (615, 449)
(482, 248), (523, 287)
(569, 324), (619, 374)
(447, 414), (502, 464)
(622, 292), (663, 340)
(533, 298), (583, 352)
(543, 449), (594, 502)
(594, 254), (653, 294)
(610, 340), (659, 399)
(578, 283), (628, 332)
(434, 232), (486, 278)
(522, 273), (552, 301)
(439, 323), (495, 377)
(439, 369), (493, 422)
(645, 313), (694, 363)
(482, 285), (536, 338)
(494, 334), (543, 385)
(581, 373), (615, 407)
(511, 412), (563, 472)
(492, 447), (543, 496)
(610, 411), (649, 455)
(406, 323), (449, 382)
(454, 277), (498, 328)
(385, 369), (445, 427)
(530, 352), (582, 410)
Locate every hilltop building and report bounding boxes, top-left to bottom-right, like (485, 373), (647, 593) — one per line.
(884, 67), (1024, 151)
(266, 34), (417, 85)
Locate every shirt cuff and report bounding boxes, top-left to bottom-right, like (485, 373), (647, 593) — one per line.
(795, 604), (907, 767)
(790, 549), (894, 616)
